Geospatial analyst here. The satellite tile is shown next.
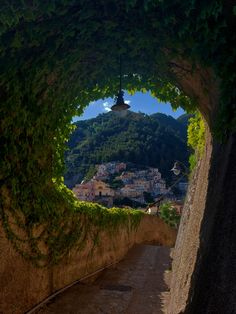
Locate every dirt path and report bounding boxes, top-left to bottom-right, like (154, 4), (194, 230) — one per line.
(38, 245), (171, 314)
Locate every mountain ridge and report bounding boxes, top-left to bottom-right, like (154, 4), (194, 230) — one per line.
(64, 111), (190, 188)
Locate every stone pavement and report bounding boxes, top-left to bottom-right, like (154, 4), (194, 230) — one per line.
(38, 245), (171, 314)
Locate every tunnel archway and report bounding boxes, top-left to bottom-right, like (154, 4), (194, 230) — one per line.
(0, 1), (236, 313)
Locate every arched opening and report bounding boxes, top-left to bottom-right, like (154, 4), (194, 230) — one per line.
(0, 1), (235, 313)
(67, 90), (191, 215)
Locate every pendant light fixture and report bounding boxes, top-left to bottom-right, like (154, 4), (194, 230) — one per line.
(170, 162), (181, 176)
(170, 161), (188, 176)
(111, 57), (130, 112)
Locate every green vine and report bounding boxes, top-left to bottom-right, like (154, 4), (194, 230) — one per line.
(0, 0), (235, 266)
(1, 182), (143, 267)
(187, 112), (206, 171)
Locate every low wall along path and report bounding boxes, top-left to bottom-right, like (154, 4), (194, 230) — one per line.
(0, 214), (176, 314)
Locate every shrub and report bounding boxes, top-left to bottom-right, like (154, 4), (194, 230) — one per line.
(159, 201), (180, 228)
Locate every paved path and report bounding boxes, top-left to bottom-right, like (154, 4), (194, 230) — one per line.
(39, 245), (171, 314)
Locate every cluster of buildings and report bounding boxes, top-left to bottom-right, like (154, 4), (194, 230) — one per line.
(72, 162), (170, 207)
(95, 162), (127, 180)
(115, 168), (168, 200)
(72, 179), (115, 207)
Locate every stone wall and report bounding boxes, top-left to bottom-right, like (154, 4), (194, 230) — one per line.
(169, 129), (236, 313)
(185, 132), (236, 313)
(0, 214), (176, 314)
(168, 127), (213, 313)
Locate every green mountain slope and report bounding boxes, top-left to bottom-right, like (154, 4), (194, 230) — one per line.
(177, 113), (194, 127)
(64, 111), (189, 188)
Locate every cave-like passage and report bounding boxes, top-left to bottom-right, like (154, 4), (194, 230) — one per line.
(0, 1), (235, 313)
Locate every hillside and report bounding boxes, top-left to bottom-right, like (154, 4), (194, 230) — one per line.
(64, 111), (190, 188)
(177, 113), (194, 127)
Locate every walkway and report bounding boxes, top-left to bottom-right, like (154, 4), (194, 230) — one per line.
(38, 245), (171, 314)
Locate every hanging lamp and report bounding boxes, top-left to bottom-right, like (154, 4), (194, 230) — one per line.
(170, 161), (188, 176)
(170, 162), (181, 176)
(111, 57), (130, 112)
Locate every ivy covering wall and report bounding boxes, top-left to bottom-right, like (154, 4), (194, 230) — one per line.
(187, 112), (206, 171)
(0, 0), (235, 265)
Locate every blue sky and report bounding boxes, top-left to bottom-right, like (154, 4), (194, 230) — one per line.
(73, 91), (185, 122)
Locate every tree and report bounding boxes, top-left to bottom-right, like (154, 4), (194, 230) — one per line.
(159, 202), (180, 228)
(143, 191), (154, 204)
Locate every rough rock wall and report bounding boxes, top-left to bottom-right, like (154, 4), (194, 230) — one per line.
(0, 214), (176, 314)
(169, 126), (213, 313)
(185, 132), (236, 313)
(169, 129), (236, 313)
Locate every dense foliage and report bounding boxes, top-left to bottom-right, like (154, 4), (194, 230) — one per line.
(0, 0), (235, 264)
(159, 201), (181, 228)
(65, 111), (189, 187)
(2, 181), (143, 267)
(187, 112), (206, 171)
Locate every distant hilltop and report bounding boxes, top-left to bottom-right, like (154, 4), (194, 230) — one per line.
(64, 111), (191, 188)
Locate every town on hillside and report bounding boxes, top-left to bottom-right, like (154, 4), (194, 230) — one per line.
(72, 161), (187, 209)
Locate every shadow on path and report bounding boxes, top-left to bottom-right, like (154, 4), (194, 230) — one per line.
(39, 245), (171, 314)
